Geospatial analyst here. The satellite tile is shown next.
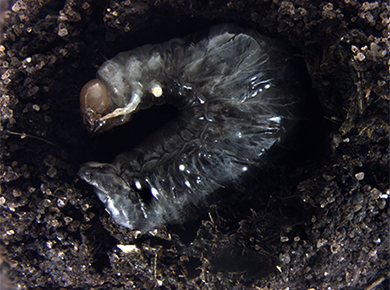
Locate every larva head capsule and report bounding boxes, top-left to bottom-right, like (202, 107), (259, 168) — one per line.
(80, 78), (134, 133)
(80, 79), (113, 132)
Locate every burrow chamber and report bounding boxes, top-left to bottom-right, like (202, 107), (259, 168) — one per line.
(2, 1), (388, 289)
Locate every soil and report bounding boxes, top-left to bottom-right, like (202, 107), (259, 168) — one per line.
(0, 0), (389, 289)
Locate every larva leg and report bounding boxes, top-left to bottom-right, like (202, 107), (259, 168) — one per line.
(100, 93), (141, 121)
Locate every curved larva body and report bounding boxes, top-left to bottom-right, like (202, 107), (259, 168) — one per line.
(79, 24), (302, 231)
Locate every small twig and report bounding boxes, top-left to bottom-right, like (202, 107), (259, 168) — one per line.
(3, 130), (60, 148)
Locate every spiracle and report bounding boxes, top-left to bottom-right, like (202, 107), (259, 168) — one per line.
(78, 24), (304, 231)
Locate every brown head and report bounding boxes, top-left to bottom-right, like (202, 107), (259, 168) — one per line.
(80, 79), (132, 133)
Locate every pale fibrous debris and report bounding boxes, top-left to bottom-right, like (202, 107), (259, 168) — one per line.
(150, 83), (163, 98)
(117, 244), (139, 253)
(79, 24), (304, 231)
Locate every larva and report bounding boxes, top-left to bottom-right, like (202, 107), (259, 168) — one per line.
(78, 24), (303, 231)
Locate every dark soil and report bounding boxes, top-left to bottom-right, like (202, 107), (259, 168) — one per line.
(0, 0), (389, 289)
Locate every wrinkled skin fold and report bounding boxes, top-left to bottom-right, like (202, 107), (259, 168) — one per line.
(79, 24), (303, 231)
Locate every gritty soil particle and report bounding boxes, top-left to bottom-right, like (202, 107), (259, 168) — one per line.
(0, 0), (389, 289)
